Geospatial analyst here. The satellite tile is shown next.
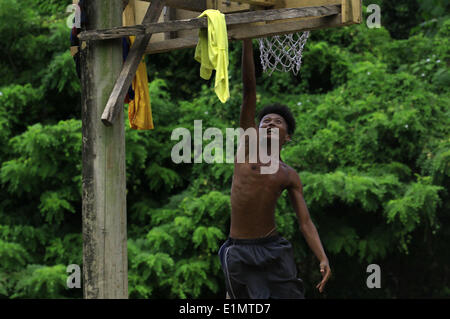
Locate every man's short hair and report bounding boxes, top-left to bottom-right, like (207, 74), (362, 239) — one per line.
(257, 103), (296, 136)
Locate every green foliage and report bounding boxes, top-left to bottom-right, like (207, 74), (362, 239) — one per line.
(31, 0), (70, 17)
(127, 191), (228, 298)
(11, 264), (68, 299)
(1, 120), (81, 216)
(0, 0), (448, 299)
(41, 51), (81, 95)
(44, 234), (82, 265)
(385, 180), (443, 252)
(0, 239), (30, 271)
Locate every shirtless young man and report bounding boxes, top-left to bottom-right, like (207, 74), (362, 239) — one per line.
(218, 39), (331, 299)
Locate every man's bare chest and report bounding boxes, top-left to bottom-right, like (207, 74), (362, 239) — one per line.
(233, 162), (290, 194)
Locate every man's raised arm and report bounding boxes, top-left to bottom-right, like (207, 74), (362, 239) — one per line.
(240, 39), (257, 130)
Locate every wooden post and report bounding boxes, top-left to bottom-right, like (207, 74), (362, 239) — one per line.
(164, 7), (178, 40)
(80, 0), (128, 299)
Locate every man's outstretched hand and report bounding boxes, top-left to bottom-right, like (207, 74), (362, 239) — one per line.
(316, 260), (331, 293)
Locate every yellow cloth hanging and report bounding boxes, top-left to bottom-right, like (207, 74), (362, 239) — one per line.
(123, 2), (154, 130)
(194, 9), (230, 103)
(128, 36), (154, 130)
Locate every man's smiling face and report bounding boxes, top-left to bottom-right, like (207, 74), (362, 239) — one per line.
(259, 113), (291, 146)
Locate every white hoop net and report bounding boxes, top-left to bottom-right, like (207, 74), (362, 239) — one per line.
(258, 31), (310, 76)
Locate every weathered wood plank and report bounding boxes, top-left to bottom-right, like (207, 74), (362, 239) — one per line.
(80, 0), (128, 299)
(142, 0), (207, 11)
(145, 35), (199, 54)
(207, 0), (251, 13)
(274, 0), (341, 8)
(100, 0), (165, 126)
(341, 0), (350, 23)
(79, 5), (340, 41)
(352, 0), (362, 23)
(145, 13), (344, 54)
(228, 13), (343, 38)
(164, 6), (178, 39)
(228, 0), (276, 6)
(341, 0), (361, 24)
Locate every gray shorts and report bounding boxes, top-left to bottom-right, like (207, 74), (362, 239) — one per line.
(218, 235), (305, 299)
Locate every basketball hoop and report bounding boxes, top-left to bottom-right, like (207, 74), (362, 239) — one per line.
(258, 31), (310, 76)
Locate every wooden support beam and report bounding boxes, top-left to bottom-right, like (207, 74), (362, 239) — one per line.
(273, 0), (341, 9)
(80, 0), (128, 299)
(228, 0), (276, 6)
(145, 13), (343, 54)
(164, 6), (178, 39)
(341, 0), (362, 24)
(142, 0), (207, 11)
(207, 0), (250, 13)
(79, 5), (340, 41)
(101, 0), (165, 126)
(228, 13), (343, 38)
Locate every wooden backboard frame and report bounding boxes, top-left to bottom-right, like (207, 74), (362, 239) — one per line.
(149, 0), (362, 54)
(81, 0), (362, 53)
(79, 0), (362, 126)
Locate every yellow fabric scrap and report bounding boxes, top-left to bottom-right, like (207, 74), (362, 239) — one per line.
(195, 9), (230, 103)
(128, 36), (154, 130)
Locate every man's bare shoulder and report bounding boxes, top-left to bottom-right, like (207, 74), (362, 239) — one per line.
(283, 163), (303, 193)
